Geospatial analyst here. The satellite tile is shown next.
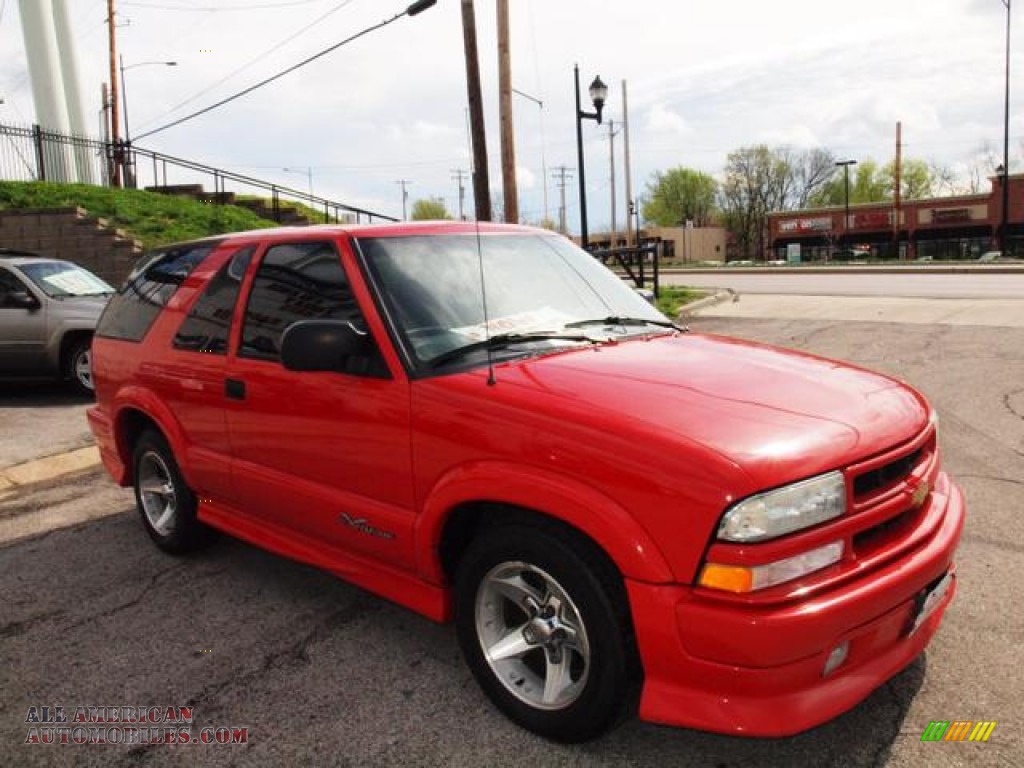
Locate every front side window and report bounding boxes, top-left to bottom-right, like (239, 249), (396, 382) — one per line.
(173, 247), (254, 354)
(97, 243), (217, 342)
(240, 241), (368, 363)
(0, 268), (30, 306)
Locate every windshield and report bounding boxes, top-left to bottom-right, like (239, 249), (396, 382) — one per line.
(19, 261), (114, 298)
(358, 233), (669, 370)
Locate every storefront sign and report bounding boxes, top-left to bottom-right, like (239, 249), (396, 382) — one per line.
(852, 211), (891, 229)
(778, 216), (833, 233)
(932, 208), (971, 223)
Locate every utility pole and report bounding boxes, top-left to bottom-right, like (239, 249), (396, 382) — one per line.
(622, 80), (634, 247)
(894, 121), (902, 258)
(608, 118), (621, 245)
(496, 0), (518, 223)
(552, 165), (573, 235)
(460, 0), (491, 221)
(451, 168), (468, 220)
(396, 179), (412, 220)
(106, 0), (121, 187)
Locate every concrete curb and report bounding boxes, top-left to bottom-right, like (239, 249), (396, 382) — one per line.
(676, 288), (739, 319)
(0, 445), (101, 501)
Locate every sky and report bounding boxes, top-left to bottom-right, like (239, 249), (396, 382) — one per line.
(0, 0), (1021, 232)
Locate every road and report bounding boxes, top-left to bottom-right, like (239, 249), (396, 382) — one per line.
(664, 270), (1024, 299)
(2, 314), (1021, 767)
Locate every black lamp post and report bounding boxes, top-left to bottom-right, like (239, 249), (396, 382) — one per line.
(575, 65), (607, 249)
(835, 159), (857, 251)
(999, 0), (1012, 254)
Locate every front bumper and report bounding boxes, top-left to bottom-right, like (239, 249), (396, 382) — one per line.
(627, 474), (965, 737)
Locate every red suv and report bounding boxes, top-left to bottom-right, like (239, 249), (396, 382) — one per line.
(88, 222), (964, 742)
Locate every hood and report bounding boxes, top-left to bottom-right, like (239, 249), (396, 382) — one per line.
(51, 295), (110, 321)
(494, 332), (929, 488)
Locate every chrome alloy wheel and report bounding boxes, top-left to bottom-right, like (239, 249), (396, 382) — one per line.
(74, 347), (93, 391)
(475, 561), (591, 711)
(137, 450), (178, 536)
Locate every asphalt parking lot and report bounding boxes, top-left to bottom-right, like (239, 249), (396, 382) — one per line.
(1, 312), (1021, 767)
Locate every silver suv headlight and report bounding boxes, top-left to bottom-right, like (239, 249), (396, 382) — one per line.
(717, 471), (846, 542)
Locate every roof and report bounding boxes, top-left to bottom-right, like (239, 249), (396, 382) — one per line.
(0, 249), (66, 267)
(208, 220), (551, 243)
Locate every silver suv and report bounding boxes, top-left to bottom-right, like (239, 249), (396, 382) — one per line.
(0, 251), (114, 393)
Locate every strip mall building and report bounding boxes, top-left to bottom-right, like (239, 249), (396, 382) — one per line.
(769, 173), (1023, 261)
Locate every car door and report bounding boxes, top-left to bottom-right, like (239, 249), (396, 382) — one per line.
(161, 244), (255, 503)
(0, 265), (47, 373)
(223, 238), (416, 569)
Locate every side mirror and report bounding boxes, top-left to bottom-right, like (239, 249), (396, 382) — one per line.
(4, 290), (40, 310)
(281, 320), (371, 372)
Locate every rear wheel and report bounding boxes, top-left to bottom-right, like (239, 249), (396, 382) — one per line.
(133, 430), (207, 554)
(64, 337), (94, 394)
(455, 522), (637, 742)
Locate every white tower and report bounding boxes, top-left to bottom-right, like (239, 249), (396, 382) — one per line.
(18, 0), (94, 183)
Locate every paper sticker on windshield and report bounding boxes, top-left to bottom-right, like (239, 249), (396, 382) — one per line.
(42, 271), (106, 295)
(452, 308), (576, 341)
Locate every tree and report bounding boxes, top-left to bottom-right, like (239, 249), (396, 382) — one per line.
(809, 158), (940, 206)
(642, 167), (718, 227)
(717, 145), (838, 259)
(719, 145), (789, 259)
(410, 198), (452, 221)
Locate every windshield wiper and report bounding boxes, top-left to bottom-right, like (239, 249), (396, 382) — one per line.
(425, 331), (600, 369)
(564, 316), (685, 332)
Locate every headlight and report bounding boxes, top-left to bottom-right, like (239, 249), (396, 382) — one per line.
(717, 471), (846, 542)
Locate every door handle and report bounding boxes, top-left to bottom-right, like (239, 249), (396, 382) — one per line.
(225, 378), (246, 400)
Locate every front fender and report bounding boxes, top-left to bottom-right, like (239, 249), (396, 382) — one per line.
(415, 461), (675, 585)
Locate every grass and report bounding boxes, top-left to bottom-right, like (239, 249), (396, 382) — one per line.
(0, 181), (275, 249)
(655, 285), (707, 318)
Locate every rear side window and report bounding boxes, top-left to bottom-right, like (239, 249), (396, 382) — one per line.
(173, 247), (254, 354)
(97, 243), (216, 342)
(240, 241), (365, 362)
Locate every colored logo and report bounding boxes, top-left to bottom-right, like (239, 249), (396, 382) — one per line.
(920, 720), (996, 742)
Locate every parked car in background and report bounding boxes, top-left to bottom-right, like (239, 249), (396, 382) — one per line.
(88, 223), (963, 742)
(977, 250), (1002, 262)
(0, 249), (114, 393)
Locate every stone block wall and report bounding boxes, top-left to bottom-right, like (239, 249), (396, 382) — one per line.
(0, 207), (143, 285)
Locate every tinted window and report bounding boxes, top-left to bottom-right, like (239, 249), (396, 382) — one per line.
(0, 267), (29, 302)
(97, 243), (217, 342)
(173, 247), (253, 354)
(240, 242), (365, 362)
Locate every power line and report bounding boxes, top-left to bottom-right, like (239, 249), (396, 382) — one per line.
(122, 0), (331, 10)
(134, 0), (356, 132)
(133, 1), (434, 142)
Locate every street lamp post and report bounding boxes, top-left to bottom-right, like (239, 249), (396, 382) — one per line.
(283, 166), (314, 200)
(835, 159), (857, 253)
(119, 58), (177, 145)
(574, 65), (607, 249)
(119, 58), (177, 187)
(999, 0), (1012, 254)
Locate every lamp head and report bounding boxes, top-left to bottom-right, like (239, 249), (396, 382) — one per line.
(589, 75), (608, 124)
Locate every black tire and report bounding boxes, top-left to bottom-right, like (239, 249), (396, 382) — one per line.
(455, 521), (638, 742)
(64, 337), (94, 395)
(132, 430), (207, 554)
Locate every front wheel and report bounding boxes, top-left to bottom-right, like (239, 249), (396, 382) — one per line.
(455, 522), (638, 742)
(64, 337), (94, 394)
